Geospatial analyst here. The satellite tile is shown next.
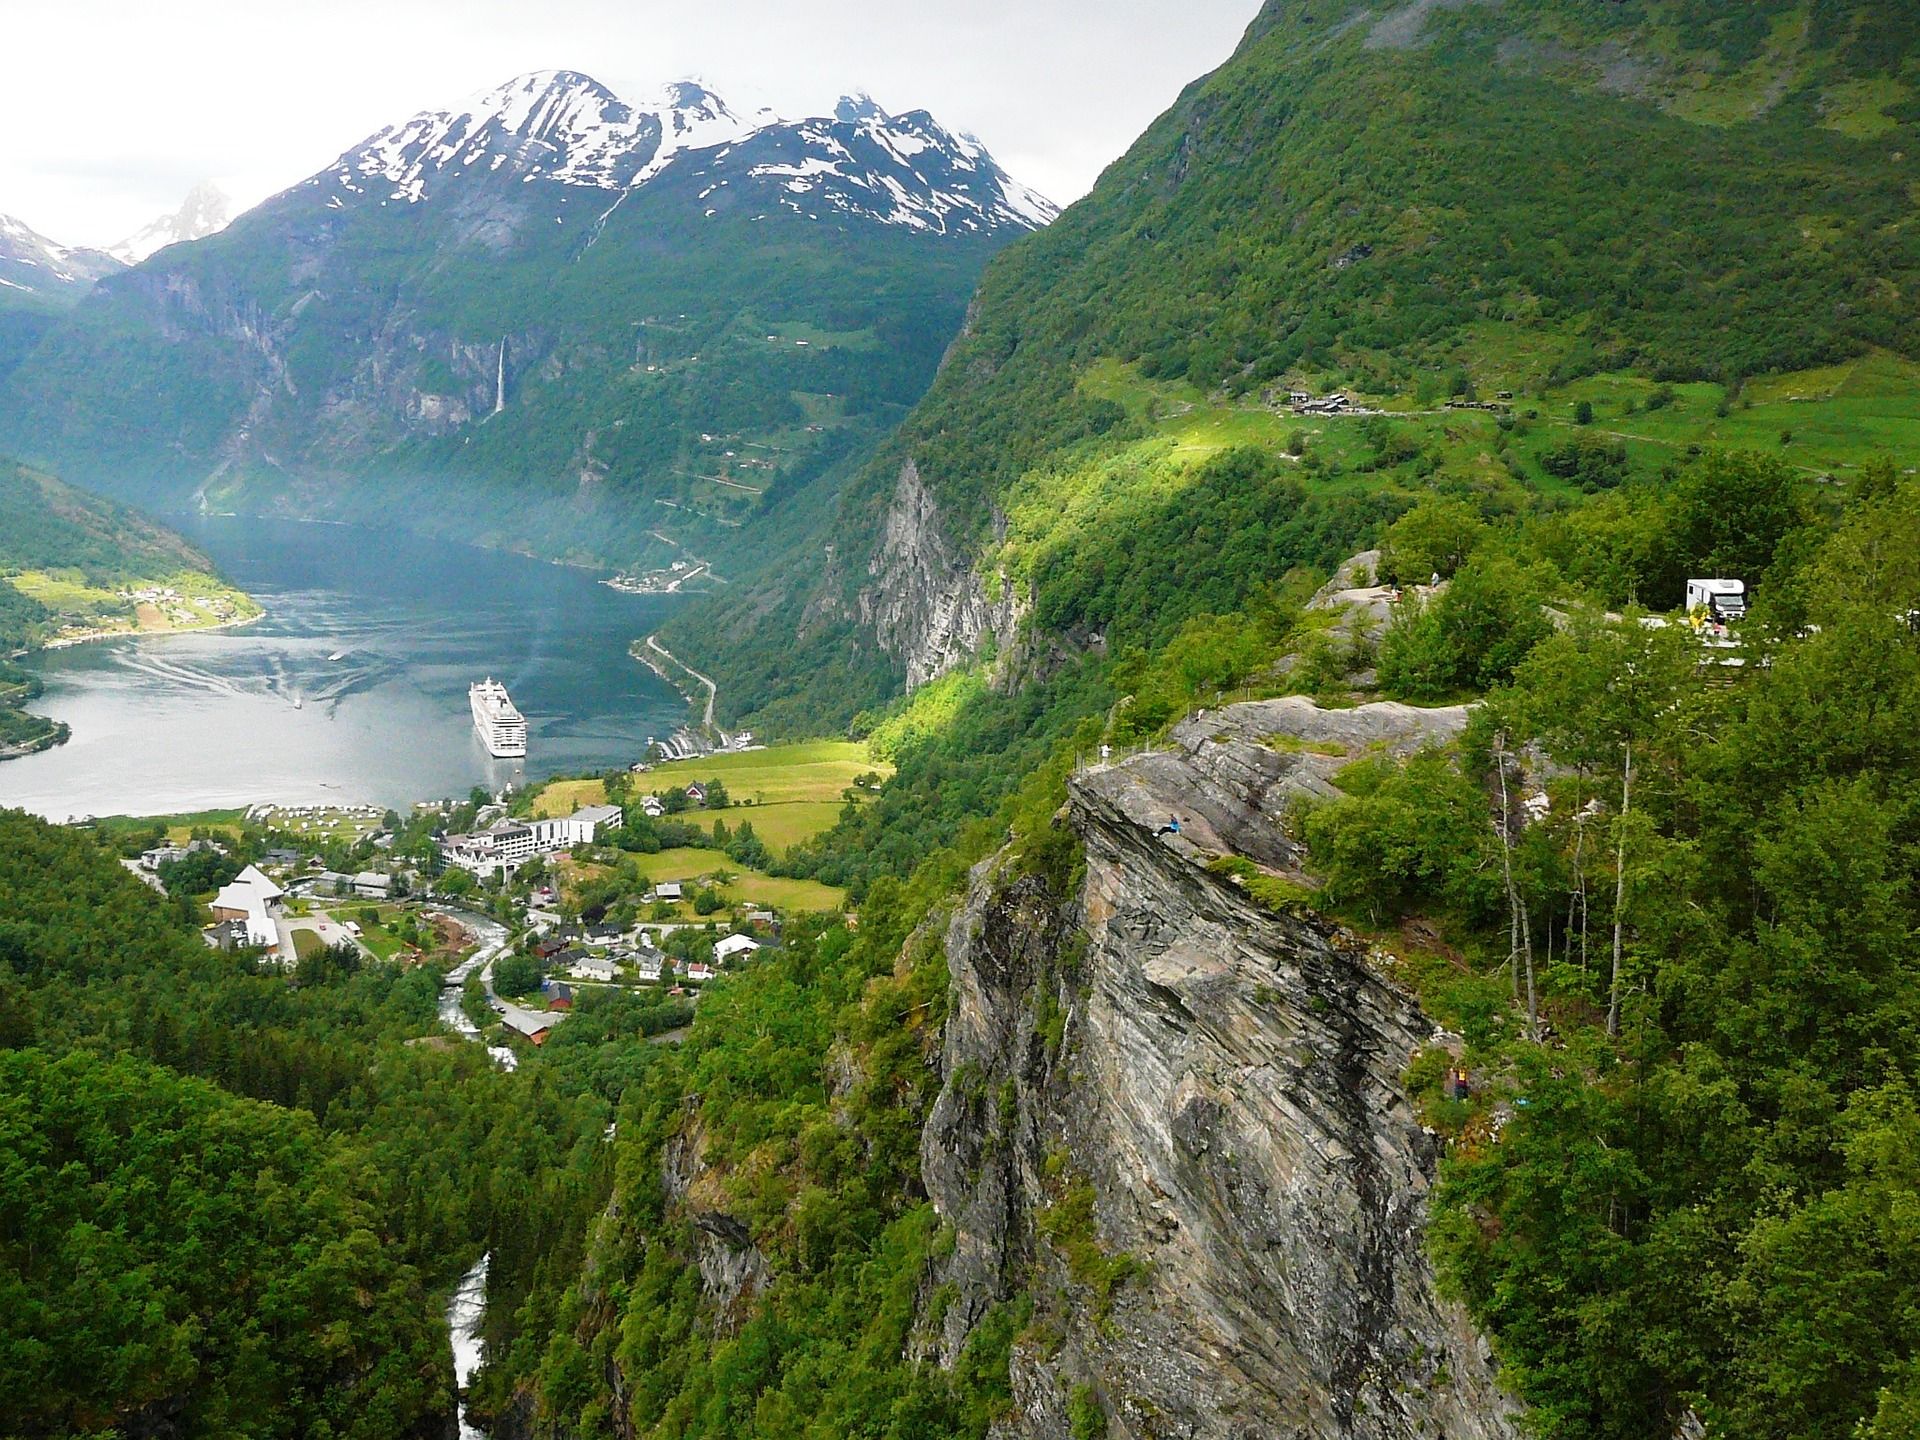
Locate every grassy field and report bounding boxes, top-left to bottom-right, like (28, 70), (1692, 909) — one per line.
(290, 928), (326, 961)
(1066, 348), (1920, 540)
(533, 741), (884, 857)
(9, 568), (258, 643)
(722, 800), (847, 851)
(92, 808), (249, 844)
(560, 846), (847, 914)
(642, 741), (884, 802)
(632, 847), (848, 912)
(530, 778), (609, 817)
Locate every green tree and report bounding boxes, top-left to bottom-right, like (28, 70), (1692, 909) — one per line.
(1378, 497), (1486, 584)
(1501, 610), (1693, 1032)
(494, 953), (544, 996)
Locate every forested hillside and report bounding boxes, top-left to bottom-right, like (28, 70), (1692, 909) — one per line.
(8, 4), (1920, 1437)
(0, 808), (686, 1437)
(515, 5), (1920, 1435)
(670, 0), (1920, 731)
(0, 458), (257, 755)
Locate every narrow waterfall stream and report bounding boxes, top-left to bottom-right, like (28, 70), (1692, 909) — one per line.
(446, 1253), (491, 1439)
(436, 911), (518, 1435)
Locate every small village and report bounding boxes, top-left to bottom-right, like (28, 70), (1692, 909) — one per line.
(113, 739), (881, 1055)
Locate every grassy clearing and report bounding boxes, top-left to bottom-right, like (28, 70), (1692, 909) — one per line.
(1072, 348), (1919, 523)
(93, 807), (248, 841)
(291, 929), (326, 961)
(585, 846), (847, 914)
(531, 778), (608, 817)
(641, 741), (883, 803)
(531, 743), (881, 855)
(637, 741), (884, 855)
(355, 922), (408, 962)
(722, 801), (847, 851)
(8, 568), (257, 643)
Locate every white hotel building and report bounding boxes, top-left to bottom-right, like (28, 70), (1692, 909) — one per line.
(440, 804), (623, 878)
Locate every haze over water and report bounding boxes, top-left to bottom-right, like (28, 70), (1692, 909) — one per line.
(0, 515), (691, 821)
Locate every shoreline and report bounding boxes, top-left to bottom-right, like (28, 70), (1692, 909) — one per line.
(38, 607), (267, 652)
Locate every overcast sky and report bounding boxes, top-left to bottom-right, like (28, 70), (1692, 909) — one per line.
(2, 0), (1264, 249)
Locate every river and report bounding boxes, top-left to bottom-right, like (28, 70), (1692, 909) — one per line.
(0, 515), (692, 820)
(446, 1253), (491, 1440)
(438, 910), (518, 1437)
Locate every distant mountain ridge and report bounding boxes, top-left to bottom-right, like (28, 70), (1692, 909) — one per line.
(338, 72), (766, 200)
(108, 182), (232, 265)
(0, 69), (1054, 564)
(0, 213), (119, 305)
(319, 70), (1056, 235)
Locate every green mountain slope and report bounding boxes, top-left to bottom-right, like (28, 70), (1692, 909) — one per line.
(0, 76), (1048, 569)
(0, 458), (256, 755)
(670, 0), (1920, 730)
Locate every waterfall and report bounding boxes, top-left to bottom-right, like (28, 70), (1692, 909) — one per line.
(493, 338), (506, 416)
(447, 1253), (491, 1439)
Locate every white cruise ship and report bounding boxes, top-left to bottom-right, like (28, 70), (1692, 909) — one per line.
(470, 679), (527, 758)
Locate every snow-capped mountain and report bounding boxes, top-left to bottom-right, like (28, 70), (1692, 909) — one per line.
(333, 71), (770, 201)
(0, 67), (1051, 555)
(110, 182), (232, 265)
(316, 69), (1054, 236)
(0, 212), (121, 302)
(674, 95), (1059, 236)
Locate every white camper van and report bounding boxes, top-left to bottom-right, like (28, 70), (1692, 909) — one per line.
(1686, 578), (1747, 624)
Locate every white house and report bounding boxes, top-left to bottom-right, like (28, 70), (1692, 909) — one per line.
(687, 962), (716, 982)
(210, 865), (285, 948)
(570, 954), (618, 983)
(141, 844), (187, 872)
(713, 934), (761, 965)
(655, 881), (683, 902)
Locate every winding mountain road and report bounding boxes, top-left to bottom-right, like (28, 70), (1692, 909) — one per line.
(643, 636), (719, 732)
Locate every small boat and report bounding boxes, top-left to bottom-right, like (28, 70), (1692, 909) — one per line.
(328, 650), (347, 662)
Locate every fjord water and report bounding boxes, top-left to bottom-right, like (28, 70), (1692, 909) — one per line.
(0, 515), (690, 820)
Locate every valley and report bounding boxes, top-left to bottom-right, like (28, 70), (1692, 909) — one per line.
(4, 2), (1920, 1438)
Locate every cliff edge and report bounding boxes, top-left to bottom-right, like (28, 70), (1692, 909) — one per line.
(920, 694), (1518, 1438)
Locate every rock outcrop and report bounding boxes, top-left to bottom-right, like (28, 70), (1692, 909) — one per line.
(858, 460), (1020, 688)
(921, 696), (1517, 1439)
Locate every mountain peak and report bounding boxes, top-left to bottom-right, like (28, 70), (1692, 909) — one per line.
(316, 71), (1055, 236)
(337, 69), (759, 200)
(834, 92), (887, 124)
(109, 181), (230, 265)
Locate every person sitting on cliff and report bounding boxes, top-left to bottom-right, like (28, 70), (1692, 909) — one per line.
(1154, 817), (1183, 838)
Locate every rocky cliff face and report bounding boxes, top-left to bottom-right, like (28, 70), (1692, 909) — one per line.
(858, 460), (1021, 688)
(920, 695), (1520, 1439)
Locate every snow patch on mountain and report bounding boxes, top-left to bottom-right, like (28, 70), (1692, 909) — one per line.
(0, 212), (122, 299)
(338, 70), (765, 199)
(320, 70), (1055, 237)
(705, 102), (1062, 235)
(110, 182), (231, 265)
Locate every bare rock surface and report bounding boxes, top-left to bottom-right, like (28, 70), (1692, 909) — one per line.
(921, 695), (1515, 1439)
(857, 460), (1020, 688)
(1091, 696), (1472, 875)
